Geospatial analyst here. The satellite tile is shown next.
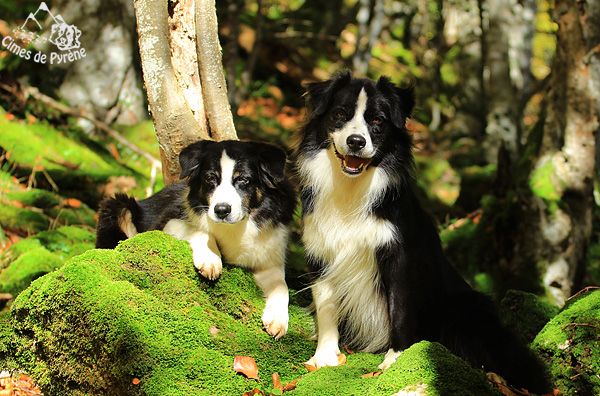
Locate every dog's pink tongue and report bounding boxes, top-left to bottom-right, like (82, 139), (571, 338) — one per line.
(345, 156), (365, 169)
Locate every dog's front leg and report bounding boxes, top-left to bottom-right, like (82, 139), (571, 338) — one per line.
(254, 266), (289, 339)
(377, 246), (416, 370)
(164, 220), (222, 280)
(306, 280), (343, 368)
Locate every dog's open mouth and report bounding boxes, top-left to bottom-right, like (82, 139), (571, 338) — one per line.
(333, 145), (371, 175)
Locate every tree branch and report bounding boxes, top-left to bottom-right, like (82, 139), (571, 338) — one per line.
(195, 0), (238, 141)
(134, 0), (206, 184)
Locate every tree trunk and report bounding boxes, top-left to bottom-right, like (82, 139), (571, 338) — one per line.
(54, 0), (146, 127)
(508, 0), (600, 305)
(352, 0), (385, 75)
(133, 0), (237, 184)
(481, 0), (536, 163)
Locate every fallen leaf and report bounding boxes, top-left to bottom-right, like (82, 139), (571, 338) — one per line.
(361, 371), (382, 378)
(303, 362), (317, 372)
(283, 379), (298, 391)
(337, 353), (347, 365)
(272, 373), (283, 391)
(132, 377), (140, 385)
(209, 326), (220, 335)
(234, 356), (260, 380)
(343, 344), (355, 355)
(242, 388), (264, 396)
(64, 198), (82, 208)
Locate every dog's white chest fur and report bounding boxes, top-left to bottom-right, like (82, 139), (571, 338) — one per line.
(163, 214), (287, 271)
(300, 149), (396, 352)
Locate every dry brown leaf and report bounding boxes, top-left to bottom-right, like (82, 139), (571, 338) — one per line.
(272, 373), (283, 391)
(342, 344), (355, 355)
(283, 378), (298, 391)
(64, 198), (82, 208)
(361, 371), (382, 378)
(234, 356), (260, 380)
(303, 362), (317, 372)
(242, 388), (264, 396)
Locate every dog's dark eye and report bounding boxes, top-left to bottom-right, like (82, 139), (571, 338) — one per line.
(235, 177), (250, 187)
(370, 117), (383, 126)
(332, 109), (346, 121)
(204, 173), (218, 185)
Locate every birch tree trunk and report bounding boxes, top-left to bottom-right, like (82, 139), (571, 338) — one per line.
(509, 0), (600, 305)
(481, 0), (536, 163)
(353, 0), (385, 75)
(133, 0), (237, 184)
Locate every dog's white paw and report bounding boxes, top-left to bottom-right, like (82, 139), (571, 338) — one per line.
(305, 347), (343, 369)
(378, 348), (403, 370)
(262, 304), (288, 339)
(193, 250), (223, 281)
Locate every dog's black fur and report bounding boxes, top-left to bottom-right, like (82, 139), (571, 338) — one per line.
(96, 140), (295, 249)
(297, 71), (549, 393)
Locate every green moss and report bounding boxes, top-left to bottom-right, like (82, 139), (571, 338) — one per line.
(0, 107), (131, 183)
(9, 232), (314, 395)
(0, 226), (95, 297)
(292, 342), (498, 396)
(0, 246), (61, 295)
(499, 290), (559, 344)
(529, 158), (562, 201)
(532, 290), (600, 395)
(6, 232), (503, 395)
(0, 204), (50, 234)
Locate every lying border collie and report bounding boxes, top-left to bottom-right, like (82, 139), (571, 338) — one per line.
(296, 71), (549, 392)
(96, 140), (295, 339)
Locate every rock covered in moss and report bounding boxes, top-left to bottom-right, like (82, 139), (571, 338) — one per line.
(500, 290), (559, 344)
(9, 231), (315, 395)
(0, 226), (95, 298)
(532, 289), (600, 395)
(292, 341), (498, 396)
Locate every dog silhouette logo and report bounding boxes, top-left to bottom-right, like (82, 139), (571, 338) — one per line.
(48, 16), (81, 51)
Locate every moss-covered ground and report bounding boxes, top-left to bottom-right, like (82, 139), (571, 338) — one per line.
(3, 232), (503, 396)
(532, 289), (600, 395)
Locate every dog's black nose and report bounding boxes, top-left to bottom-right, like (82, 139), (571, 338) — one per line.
(214, 203), (231, 219)
(346, 134), (366, 151)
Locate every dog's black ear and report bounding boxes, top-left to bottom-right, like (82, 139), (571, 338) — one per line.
(179, 140), (214, 179)
(376, 76), (415, 128)
(304, 70), (352, 117)
(250, 142), (287, 189)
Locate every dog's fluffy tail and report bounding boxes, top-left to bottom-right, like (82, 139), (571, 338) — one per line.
(439, 291), (550, 394)
(95, 194), (141, 249)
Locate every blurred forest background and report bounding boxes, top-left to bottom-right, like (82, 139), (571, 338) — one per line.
(0, 0), (599, 310)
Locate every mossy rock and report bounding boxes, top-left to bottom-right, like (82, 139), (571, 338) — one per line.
(0, 226), (95, 298)
(532, 289), (600, 395)
(5, 231), (505, 395)
(499, 290), (559, 344)
(0, 171), (96, 234)
(0, 108), (147, 204)
(8, 231), (315, 395)
(291, 342), (498, 396)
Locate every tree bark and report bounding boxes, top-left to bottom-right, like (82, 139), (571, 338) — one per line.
(195, 0), (237, 141)
(509, 0), (600, 305)
(133, 0), (236, 184)
(481, 0), (536, 163)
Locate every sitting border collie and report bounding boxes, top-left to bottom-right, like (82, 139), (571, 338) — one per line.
(96, 140), (295, 339)
(296, 71), (549, 392)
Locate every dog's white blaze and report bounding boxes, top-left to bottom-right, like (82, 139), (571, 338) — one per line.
(331, 88), (374, 157)
(299, 149), (396, 353)
(209, 151), (244, 223)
